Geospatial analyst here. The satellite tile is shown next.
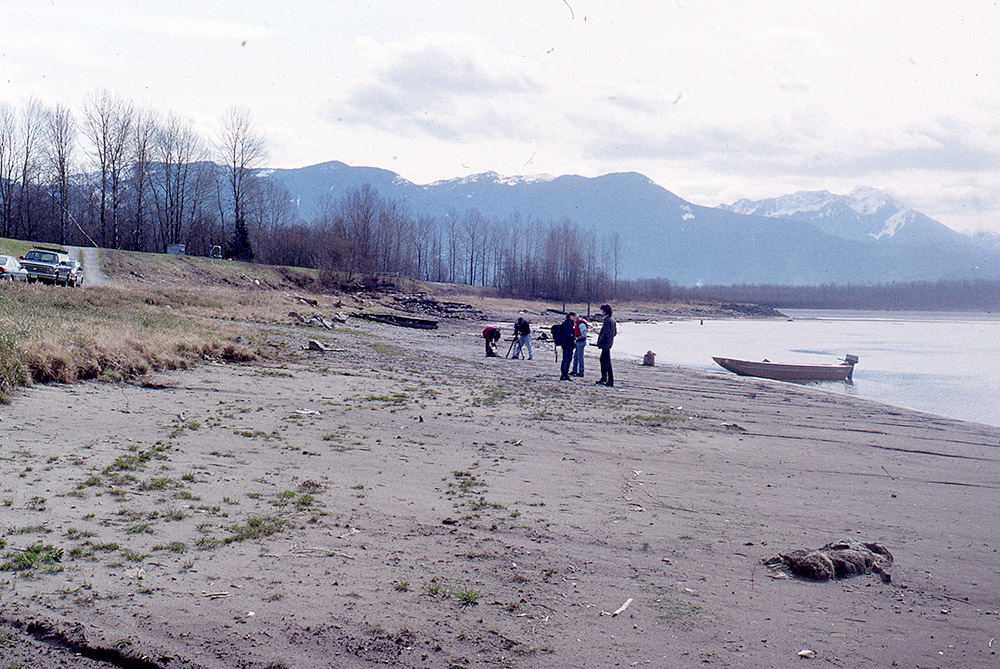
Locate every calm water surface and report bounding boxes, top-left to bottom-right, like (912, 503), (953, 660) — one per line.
(614, 310), (1000, 428)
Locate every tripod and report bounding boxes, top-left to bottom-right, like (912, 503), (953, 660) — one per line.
(506, 337), (522, 359)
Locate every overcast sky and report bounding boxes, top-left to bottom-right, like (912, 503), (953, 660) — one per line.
(2, 1), (999, 233)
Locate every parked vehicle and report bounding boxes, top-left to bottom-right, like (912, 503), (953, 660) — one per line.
(65, 259), (83, 286)
(19, 247), (73, 285)
(0, 255), (28, 282)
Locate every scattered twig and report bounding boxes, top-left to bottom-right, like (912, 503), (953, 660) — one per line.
(201, 591), (230, 599)
(603, 597), (633, 617)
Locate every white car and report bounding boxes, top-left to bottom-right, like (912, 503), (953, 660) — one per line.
(0, 255), (28, 282)
(65, 258), (83, 286)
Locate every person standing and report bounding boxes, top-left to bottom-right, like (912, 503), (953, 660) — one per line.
(557, 313), (577, 380)
(513, 317), (533, 360)
(570, 314), (588, 377)
(596, 304), (616, 387)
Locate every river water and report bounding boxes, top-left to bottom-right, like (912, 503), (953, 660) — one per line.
(614, 310), (1000, 428)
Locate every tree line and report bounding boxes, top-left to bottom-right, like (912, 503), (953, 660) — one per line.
(0, 92), (626, 303)
(1, 93), (270, 261)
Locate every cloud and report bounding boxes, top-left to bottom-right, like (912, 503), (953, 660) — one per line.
(338, 34), (549, 141)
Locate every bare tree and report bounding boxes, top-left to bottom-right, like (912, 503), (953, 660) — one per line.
(246, 178), (295, 264)
(83, 90), (134, 248)
(0, 105), (17, 237)
(215, 105), (266, 261)
(460, 209), (485, 285)
(151, 112), (205, 250)
(337, 184), (380, 275)
(128, 108), (157, 250)
(43, 102), (76, 245)
(17, 98), (45, 239)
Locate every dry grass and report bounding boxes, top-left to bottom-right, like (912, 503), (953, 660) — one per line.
(0, 239), (343, 401)
(0, 281), (265, 400)
(101, 248), (320, 292)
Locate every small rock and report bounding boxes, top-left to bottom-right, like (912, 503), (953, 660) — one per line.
(798, 649), (816, 659)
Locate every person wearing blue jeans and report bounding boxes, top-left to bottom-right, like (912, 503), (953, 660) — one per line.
(513, 317), (533, 359)
(570, 314), (588, 377)
(557, 313), (576, 380)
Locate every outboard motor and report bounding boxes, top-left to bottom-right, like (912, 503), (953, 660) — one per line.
(844, 354), (859, 381)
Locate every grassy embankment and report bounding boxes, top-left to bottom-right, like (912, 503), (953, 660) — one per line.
(0, 240), (325, 402)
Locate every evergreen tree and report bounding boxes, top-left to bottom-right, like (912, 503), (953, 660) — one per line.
(228, 216), (254, 262)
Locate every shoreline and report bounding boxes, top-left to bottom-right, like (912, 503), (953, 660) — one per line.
(612, 310), (1000, 431)
(1, 312), (999, 667)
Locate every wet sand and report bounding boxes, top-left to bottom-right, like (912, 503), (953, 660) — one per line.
(1, 314), (999, 667)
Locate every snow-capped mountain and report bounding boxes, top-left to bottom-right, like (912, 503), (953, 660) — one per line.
(721, 186), (966, 246)
(265, 162), (1000, 285)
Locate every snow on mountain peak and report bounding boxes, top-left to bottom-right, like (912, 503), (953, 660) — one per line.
(429, 171), (555, 188)
(846, 186), (896, 215)
(725, 190), (836, 217)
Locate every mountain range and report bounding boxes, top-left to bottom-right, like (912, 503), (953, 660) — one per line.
(265, 161), (1000, 286)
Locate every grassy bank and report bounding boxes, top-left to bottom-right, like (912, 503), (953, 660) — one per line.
(0, 238), (338, 402)
(0, 282), (261, 401)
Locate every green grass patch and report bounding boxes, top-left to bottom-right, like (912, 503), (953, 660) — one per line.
(0, 542), (64, 571)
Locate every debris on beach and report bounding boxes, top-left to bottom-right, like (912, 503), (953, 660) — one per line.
(386, 292), (482, 319)
(601, 597), (634, 616)
(305, 339), (328, 352)
(289, 311), (337, 329)
(642, 350), (656, 366)
(764, 539), (892, 582)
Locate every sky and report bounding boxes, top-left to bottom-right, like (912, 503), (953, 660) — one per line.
(2, 0), (999, 233)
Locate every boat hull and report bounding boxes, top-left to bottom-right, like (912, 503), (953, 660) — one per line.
(712, 356), (855, 382)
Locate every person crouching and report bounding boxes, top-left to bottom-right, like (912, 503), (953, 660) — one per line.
(483, 326), (501, 357)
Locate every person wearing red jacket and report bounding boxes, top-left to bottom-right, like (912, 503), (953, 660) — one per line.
(483, 326), (501, 357)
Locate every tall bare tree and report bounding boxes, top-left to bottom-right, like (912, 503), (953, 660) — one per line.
(43, 102), (76, 245)
(83, 90), (134, 248)
(17, 98), (45, 239)
(152, 112), (205, 250)
(0, 105), (17, 237)
(337, 184), (380, 275)
(128, 108), (157, 250)
(216, 105), (266, 261)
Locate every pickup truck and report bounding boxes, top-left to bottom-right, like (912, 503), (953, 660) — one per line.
(20, 247), (74, 286)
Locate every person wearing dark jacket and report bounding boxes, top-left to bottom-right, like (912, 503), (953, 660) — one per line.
(557, 313), (577, 380)
(513, 317), (532, 359)
(596, 304), (616, 387)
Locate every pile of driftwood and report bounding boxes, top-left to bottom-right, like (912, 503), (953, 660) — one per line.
(387, 293), (482, 319)
(288, 311), (348, 329)
(764, 539), (893, 583)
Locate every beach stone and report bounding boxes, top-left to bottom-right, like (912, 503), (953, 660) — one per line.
(764, 540), (892, 582)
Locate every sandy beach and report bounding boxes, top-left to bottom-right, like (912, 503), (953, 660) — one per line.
(2, 309), (999, 668)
